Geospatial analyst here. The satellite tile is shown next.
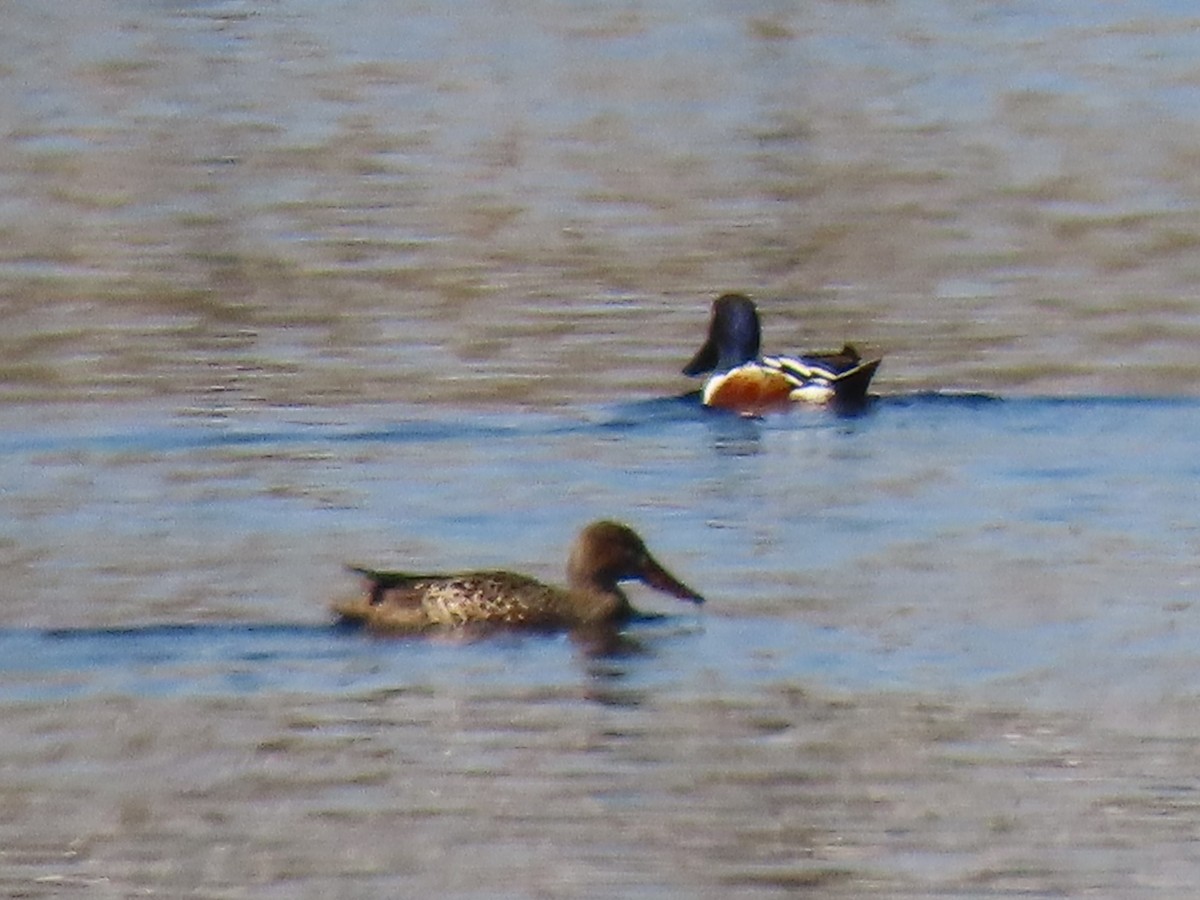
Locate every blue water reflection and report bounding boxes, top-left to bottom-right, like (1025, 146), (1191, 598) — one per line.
(2, 393), (1197, 712)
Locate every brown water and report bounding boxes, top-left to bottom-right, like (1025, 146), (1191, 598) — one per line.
(4, 1), (1200, 896)
(5, 0), (1200, 411)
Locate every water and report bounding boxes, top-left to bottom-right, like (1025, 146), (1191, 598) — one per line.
(4, 0), (1200, 896)
(3, 396), (1200, 896)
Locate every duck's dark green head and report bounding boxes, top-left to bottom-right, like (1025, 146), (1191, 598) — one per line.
(683, 293), (762, 376)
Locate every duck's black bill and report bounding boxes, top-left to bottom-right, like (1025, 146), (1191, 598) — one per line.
(682, 336), (719, 377)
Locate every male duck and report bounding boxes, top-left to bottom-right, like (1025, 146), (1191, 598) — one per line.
(333, 520), (704, 632)
(683, 293), (881, 414)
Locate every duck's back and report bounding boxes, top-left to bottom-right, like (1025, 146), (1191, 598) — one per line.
(338, 568), (572, 629)
(417, 572), (568, 626)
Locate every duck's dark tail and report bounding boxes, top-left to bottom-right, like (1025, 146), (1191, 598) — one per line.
(829, 357), (882, 411)
(344, 566), (420, 605)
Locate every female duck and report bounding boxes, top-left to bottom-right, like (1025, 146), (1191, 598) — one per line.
(334, 520), (704, 631)
(683, 293), (881, 414)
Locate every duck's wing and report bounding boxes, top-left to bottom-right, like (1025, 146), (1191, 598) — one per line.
(344, 566), (476, 609)
(345, 565), (431, 586)
(768, 348), (880, 381)
(766, 350), (882, 406)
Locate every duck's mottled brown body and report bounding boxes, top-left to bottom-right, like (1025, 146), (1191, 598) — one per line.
(334, 520), (703, 632)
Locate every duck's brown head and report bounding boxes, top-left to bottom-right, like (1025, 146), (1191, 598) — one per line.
(566, 520), (705, 605)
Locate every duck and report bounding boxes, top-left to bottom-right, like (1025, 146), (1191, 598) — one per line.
(683, 293), (881, 414)
(333, 520), (704, 632)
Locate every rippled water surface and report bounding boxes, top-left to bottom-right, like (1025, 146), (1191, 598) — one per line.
(4, 0), (1200, 896)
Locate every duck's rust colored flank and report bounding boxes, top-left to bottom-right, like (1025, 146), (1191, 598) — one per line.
(333, 520), (704, 632)
(684, 293), (881, 415)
